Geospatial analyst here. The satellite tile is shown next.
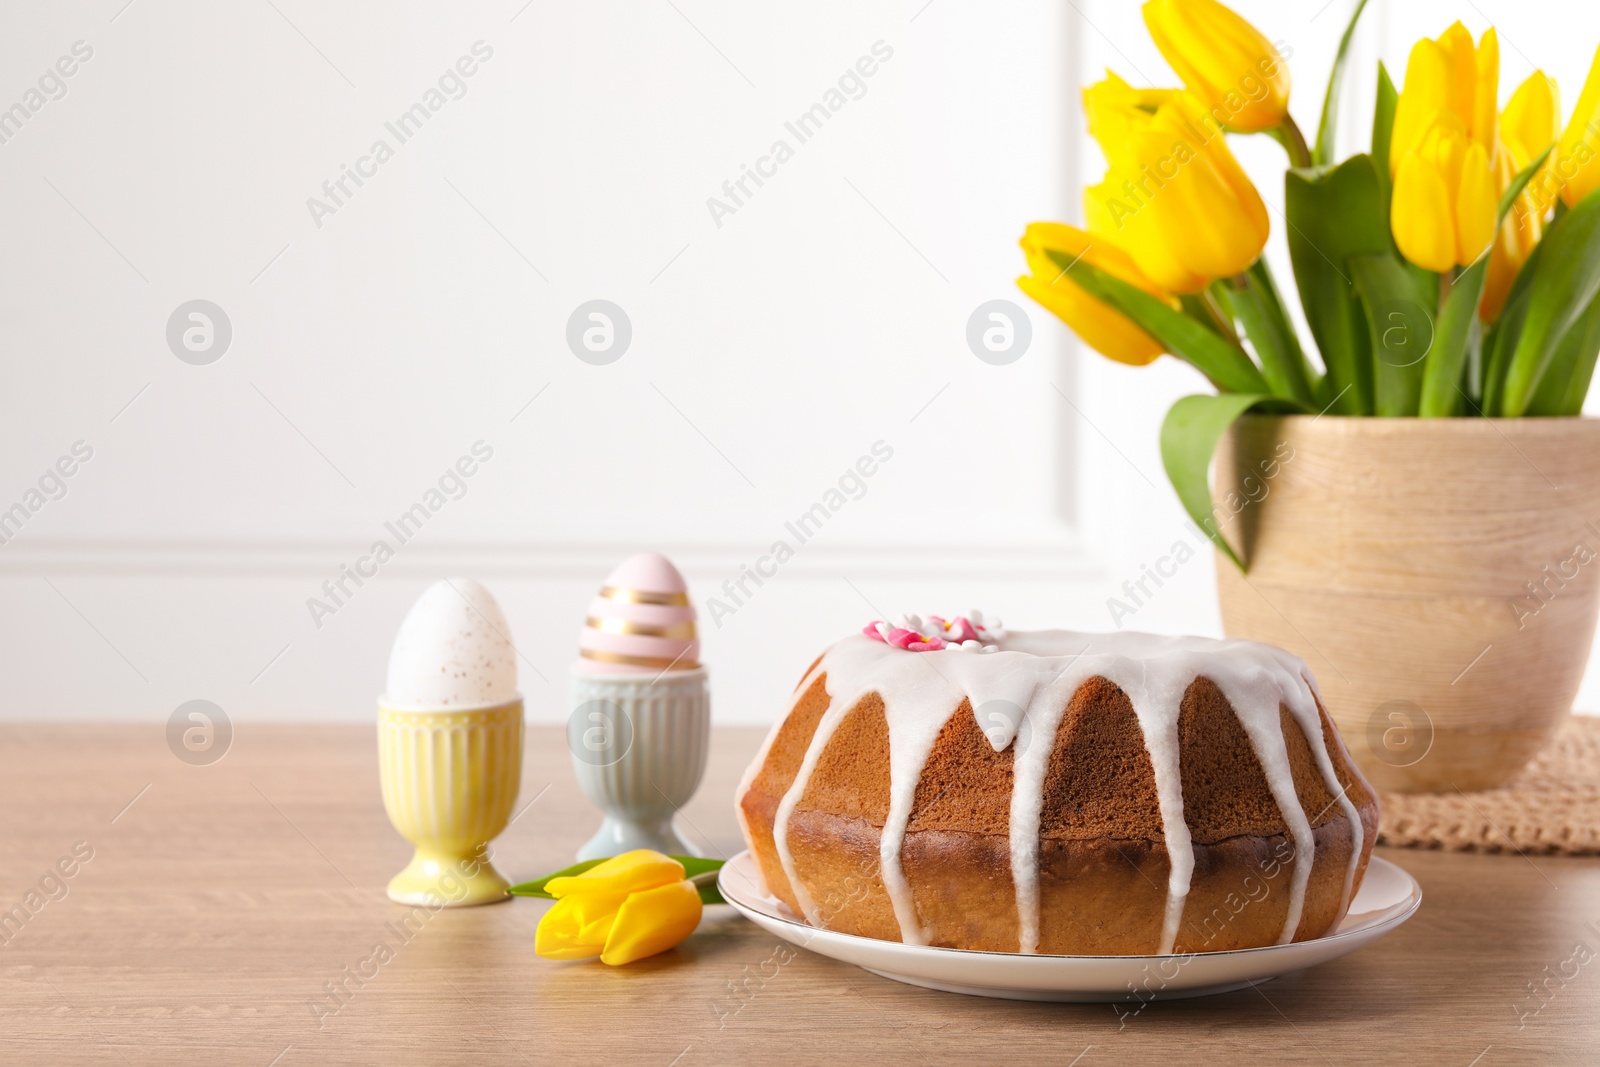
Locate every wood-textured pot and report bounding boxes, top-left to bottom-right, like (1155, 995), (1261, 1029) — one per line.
(1213, 415), (1600, 793)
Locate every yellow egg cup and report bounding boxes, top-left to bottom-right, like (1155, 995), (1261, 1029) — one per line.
(377, 698), (524, 907)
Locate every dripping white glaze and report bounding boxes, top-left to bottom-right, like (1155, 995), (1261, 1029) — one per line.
(735, 722), (793, 901)
(753, 629), (1369, 954)
(1208, 665), (1316, 944)
(1292, 670), (1366, 912)
(735, 657), (834, 900)
(770, 688), (854, 926)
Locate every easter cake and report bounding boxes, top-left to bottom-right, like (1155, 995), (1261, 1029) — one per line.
(735, 614), (1379, 955)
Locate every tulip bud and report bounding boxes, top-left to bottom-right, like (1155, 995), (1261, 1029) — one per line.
(1081, 83), (1270, 292)
(1503, 71), (1561, 215)
(1483, 72), (1559, 320)
(1392, 124), (1496, 273)
(1391, 25), (1499, 176)
(1553, 44), (1600, 207)
(1016, 222), (1173, 366)
(1503, 73), (1558, 160)
(1389, 24), (1499, 271)
(1141, 0), (1289, 133)
(535, 850), (703, 966)
(1082, 70), (1177, 118)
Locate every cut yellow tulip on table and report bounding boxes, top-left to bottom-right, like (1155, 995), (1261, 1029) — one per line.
(1142, 0), (1290, 133)
(1389, 23), (1499, 272)
(533, 850), (703, 966)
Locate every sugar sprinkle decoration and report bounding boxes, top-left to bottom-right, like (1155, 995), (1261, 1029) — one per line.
(862, 610), (1006, 653)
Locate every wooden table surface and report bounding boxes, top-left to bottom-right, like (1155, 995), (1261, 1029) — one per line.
(2, 724), (1595, 1066)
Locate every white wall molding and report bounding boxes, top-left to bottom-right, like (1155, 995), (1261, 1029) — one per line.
(0, 532), (1103, 581)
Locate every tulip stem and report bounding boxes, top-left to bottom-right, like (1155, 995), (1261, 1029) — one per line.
(1219, 265), (1317, 407)
(1196, 289), (1239, 345)
(1275, 116), (1314, 170)
(689, 870), (721, 889)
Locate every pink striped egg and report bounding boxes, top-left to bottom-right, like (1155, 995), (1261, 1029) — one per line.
(578, 553), (699, 673)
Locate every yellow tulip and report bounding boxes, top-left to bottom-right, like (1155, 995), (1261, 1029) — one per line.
(1503, 71), (1559, 166)
(1082, 69), (1178, 116)
(1389, 25), (1499, 271)
(1481, 143), (1541, 321)
(535, 850), (702, 966)
(1552, 43), (1600, 207)
(1141, 0), (1289, 133)
(1391, 24), (1498, 169)
(1482, 72), (1559, 321)
(1082, 81), (1270, 292)
(1017, 222), (1175, 366)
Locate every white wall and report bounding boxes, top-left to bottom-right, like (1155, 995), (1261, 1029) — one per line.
(0, 0), (1596, 725)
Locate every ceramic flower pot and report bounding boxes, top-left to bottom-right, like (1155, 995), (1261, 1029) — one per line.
(1213, 414), (1600, 793)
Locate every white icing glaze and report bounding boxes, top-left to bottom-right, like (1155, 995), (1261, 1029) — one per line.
(1207, 664), (1315, 944)
(771, 691), (855, 925)
(1291, 670), (1366, 913)
(751, 628), (1368, 955)
(734, 714), (791, 900)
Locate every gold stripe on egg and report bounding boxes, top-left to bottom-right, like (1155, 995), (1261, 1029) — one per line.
(585, 616), (697, 639)
(580, 648), (699, 670)
(598, 585), (690, 606)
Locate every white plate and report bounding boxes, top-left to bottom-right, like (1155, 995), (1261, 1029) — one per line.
(717, 851), (1420, 1002)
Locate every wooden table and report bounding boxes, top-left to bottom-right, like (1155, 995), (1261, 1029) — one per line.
(2, 724), (1595, 1065)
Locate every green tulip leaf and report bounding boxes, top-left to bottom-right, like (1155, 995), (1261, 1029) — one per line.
(1371, 62), (1398, 224)
(1501, 186), (1600, 416)
(1478, 317), (1505, 408)
(1179, 293), (1234, 341)
(508, 855), (727, 905)
(1160, 393), (1308, 572)
(1483, 239), (1545, 413)
(1285, 154), (1389, 414)
(1527, 288), (1600, 416)
(1048, 251), (1269, 395)
(680, 857), (731, 905)
(1350, 251), (1433, 415)
(1216, 261), (1316, 406)
(1417, 260), (1486, 416)
(508, 858), (603, 896)
(1314, 0), (1371, 167)
(1418, 146), (1554, 417)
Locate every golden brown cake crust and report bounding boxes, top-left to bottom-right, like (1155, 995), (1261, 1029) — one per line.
(738, 661), (1380, 956)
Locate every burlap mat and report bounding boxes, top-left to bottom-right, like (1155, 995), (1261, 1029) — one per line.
(1378, 714), (1600, 855)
